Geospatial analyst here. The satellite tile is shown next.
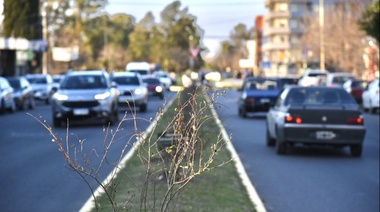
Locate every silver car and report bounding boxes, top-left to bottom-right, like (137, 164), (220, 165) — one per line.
(111, 72), (148, 112)
(51, 70), (119, 127)
(0, 77), (16, 114)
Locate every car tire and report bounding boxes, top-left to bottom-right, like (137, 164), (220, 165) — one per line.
(8, 101), (16, 113)
(0, 99), (5, 114)
(140, 103), (147, 112)
(53, 117), (62, 128)
(19, 99), (27, 110)
(266, 127), (275, 147)
(350, 144), (362, 157)
(28, 97), (35, 109)
(275, 130), (286, 154)
(238, 107), (247, 118)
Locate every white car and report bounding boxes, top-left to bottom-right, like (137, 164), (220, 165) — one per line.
(153, 70), (172, 90)
(325, 72), (356, 87)
(298, 69), (329, 87)
(362, 78), (379, 114)
(26, 74), (54, 104)
(111, 72), (148, 112)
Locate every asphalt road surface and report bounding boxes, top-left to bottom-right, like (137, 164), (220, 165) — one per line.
(213, 89), (379, 212)
(0, 92), (175, 212)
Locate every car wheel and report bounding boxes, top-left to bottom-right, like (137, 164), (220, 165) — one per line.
(266, 127), (275, 147)
(160, 94), (164, 100)
(28, 97), (35, 109)
(8, 101), (16, 113)
(0, 99), (5, 114)
(350, 144), (362, 157)
(140, 103), (147, 112)
(238, 107), (247, 118)
(19, 100), (27, 110)
(275, 130), (287, 154)
(45, 98), (50, 105)
(53, 117), (62, 128)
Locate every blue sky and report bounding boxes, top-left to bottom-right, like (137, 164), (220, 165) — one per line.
(105, 0), (267, 55)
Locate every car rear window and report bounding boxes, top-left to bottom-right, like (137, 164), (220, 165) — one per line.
(113, 76), (140, 85)
(246, 79), (279, 90)
(285, 88), (356, 106)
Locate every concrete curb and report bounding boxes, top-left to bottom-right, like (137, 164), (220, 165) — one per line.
(205, 90), (266, 212)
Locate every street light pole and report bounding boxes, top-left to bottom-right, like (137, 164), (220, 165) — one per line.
(42, 4), (48, 74)
(319, 0), (325, 71)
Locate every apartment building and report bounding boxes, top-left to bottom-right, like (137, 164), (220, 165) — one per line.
(262, 0), (371, 77)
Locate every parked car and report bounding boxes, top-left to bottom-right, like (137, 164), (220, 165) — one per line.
(5, 76), (35, 110)
(153, 70), (172, 90)
(0, 76), (16, 114)
(362, 78), (379, 114)
(343, 79), (368, 104)
(51, 70), (119, 127)
(26, 74), (54, 104)
(298, 69), (329, 87)
(52, 74), (64, 90)
(325, 72), (356, 87)
(266, 86), (366, 156)
(111, 72), (148, 112)
(143, 77), (164, 99)
(238, 77), (281, 117)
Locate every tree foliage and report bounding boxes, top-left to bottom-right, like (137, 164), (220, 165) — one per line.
(358, 0), (380, 44)
(3, 0), (41, 39)
(302, 1), (368, 75)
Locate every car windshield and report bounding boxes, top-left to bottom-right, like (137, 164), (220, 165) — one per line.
(143, 78), (160, 84)
(27, 77), (47, 84)
(61, 75), (107, 89)
(285, 88), (357, 106)
(113, 76), (140, 85)
(129, 70), (148, 75)
(246, 79), (278, 90)
(7, 79), (21, 89)
(332, 76), (355, 84)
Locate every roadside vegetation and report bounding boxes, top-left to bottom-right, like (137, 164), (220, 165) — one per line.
(31, 83), (256, 211)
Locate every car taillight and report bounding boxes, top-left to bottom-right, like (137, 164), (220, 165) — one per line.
(285, 115), (303, 124)
(347, 116), (364, 125)
(245, 98), (255, 104)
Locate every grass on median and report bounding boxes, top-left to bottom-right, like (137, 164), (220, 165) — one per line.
(92, 85), (256, 212)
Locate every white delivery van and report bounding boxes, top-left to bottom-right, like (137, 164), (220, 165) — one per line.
(125, 62), (151, 77)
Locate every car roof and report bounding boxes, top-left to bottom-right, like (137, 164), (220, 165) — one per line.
(66, 70), (106, 76)
(111, 72), (140, 77)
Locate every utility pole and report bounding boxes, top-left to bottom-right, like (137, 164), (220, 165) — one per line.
(41, 3), (48, 74)
(319, 0), (325, 71)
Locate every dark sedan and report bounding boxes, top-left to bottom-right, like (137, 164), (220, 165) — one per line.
(266, 86), (366, 156)
(143, 77), (164, 99)
(238, 77), (281, 117)
(6, 76), (35, 110)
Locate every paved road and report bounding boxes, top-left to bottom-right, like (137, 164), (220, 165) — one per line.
(0, 92), (175, 212)
(214, 89), (379, 212)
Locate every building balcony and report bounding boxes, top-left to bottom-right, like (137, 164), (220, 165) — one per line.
(264, 10), (290, 21)
(262, 41), (291, 51)
(263, 26), (291, 36)
(265, 0), (287, 7)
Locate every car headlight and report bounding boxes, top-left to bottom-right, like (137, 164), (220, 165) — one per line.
(95, 91), (111, 100)
(155, 86), (163, 93)
(135, 88), (143, 95)
(53, 93), (68, 101)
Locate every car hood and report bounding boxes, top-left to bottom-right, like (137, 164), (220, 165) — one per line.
(58, 89), (109, 100)
(117, 85), (141, 91)
(245, 90), (279, 98)
(31, 84), (48, 90)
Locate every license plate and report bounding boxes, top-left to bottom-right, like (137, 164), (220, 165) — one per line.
(73, 108), (89, 115)
(316, 131), (336, 140)
(261, 98), (270, 103)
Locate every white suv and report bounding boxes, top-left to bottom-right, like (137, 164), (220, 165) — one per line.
(111, 72), (148, 112)
(298, 69), (329, 87)
(26, 74), (54, 104)
(362, 78), (379, 114)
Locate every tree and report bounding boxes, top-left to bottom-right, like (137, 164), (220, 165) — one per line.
(358, 0), (380, 44)
(3, 0), (41, 39)
(302, 1), (368, 75)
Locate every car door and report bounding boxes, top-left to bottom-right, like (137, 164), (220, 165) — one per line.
(267, 88), (287, 138)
